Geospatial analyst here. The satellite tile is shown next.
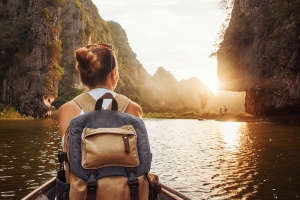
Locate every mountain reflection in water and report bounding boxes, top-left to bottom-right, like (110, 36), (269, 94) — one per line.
(0, 119), (300, 199)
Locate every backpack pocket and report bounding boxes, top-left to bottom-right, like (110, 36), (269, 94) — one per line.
(81, 125), (139, 169)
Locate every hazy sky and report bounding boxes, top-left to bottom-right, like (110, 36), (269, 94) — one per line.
(93, 0), (227, 93)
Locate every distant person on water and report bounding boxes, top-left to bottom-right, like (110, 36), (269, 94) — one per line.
(57, 43), (143, 137)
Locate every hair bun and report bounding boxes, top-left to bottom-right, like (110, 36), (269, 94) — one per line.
(75, 47), (95, 69)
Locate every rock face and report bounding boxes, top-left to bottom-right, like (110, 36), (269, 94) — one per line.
(1, 0), (63, 118)
(217, 0), (300, 116)
(0, 0), (110, 117)
(59, 0), (111, 89)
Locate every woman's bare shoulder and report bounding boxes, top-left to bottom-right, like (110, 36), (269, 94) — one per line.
(125, 101), (143, 118)
(57, 100), (81, 117)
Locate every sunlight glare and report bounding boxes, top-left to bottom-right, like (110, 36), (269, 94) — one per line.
(209, 79), (220, 96)
(220, 122), (243, 151)
(201, 58), (220, 95)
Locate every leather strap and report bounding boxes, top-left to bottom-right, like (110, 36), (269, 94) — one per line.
(95, 93), (118, 111)
(73, 92), (130, 113)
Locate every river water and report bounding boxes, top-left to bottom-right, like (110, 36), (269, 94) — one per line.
(0, 119), (300, 199)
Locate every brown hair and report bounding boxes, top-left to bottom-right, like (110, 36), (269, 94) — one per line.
(75, 44), (116, 88)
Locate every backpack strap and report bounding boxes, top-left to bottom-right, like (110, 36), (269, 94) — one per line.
(73, 92), (96, 113)
(126, 168), (139, 200)
(114, 94), (131, 112)
(73, 92), (131, 113)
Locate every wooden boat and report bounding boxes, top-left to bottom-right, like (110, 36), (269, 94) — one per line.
(22, 177), (192, 200)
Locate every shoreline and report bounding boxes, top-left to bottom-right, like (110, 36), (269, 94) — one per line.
(216, 115), (300, 125)
(1, 112), (300, 125)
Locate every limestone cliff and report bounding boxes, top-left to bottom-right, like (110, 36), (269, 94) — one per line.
(60, 0), (109, 78)
(217, 0), (300, 116)
(0, 0), (63, 117)
(1, 0), (112, 117)
(54, 0), (112, 106)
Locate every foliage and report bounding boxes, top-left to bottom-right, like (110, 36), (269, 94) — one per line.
(199, 92), (210, 112)
(144, 112), (201, 119)
(219, 0), (234, 12)
(41, 8), (50, 21)
(45, 38), (63, 95)
(216, 1), (254, 84)
(210, 0), (233, 55)
(74, 0), (83, 9)
(46, 0), (67, 7)
(222, 12), (253, 48)
(269, 0), (300, 36)
(218, 13), (254, 72)
(0, 17), (33, 54)
(52, 82), (84, 108)
(48, 41), (63, 62)
(143, 112), (220, 119)
(0, 16), (33, 82)
(0, 103), (28, 119)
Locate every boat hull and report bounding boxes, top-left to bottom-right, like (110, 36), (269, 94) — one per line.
(22, 177), (191, 200)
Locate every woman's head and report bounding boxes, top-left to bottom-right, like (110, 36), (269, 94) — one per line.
(75, 43), (118, 89)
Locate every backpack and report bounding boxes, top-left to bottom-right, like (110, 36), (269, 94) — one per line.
(56, 92), (161, 200)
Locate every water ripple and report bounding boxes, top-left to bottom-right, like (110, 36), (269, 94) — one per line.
(0, 119), (60, 199)
(144, 119), (300, 200)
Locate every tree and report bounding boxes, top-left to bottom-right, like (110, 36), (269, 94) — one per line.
(199, 92), (210, 112)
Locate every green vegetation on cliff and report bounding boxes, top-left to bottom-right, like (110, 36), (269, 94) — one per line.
(0, 103), (29, 119)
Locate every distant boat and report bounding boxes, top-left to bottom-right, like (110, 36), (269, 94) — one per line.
(22, 177), (192, 200)
(198, 118), (204, 121)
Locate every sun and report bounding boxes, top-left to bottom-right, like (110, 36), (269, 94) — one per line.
(208, 79), (220, 95)
(201, 73), (220, 95)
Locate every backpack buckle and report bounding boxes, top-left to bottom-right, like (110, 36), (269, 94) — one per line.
(58, 152), (68, 170)
(58, 152), (67, 162)
(87, 173), (98, 190)
(127, 171), (139, 188)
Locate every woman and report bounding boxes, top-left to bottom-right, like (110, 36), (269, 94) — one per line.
(57, 43), (143, 137)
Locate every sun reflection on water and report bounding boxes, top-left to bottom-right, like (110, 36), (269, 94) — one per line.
(219, 122), (246, 151)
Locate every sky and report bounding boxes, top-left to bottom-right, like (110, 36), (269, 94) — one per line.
(93, 0), (227, 94)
